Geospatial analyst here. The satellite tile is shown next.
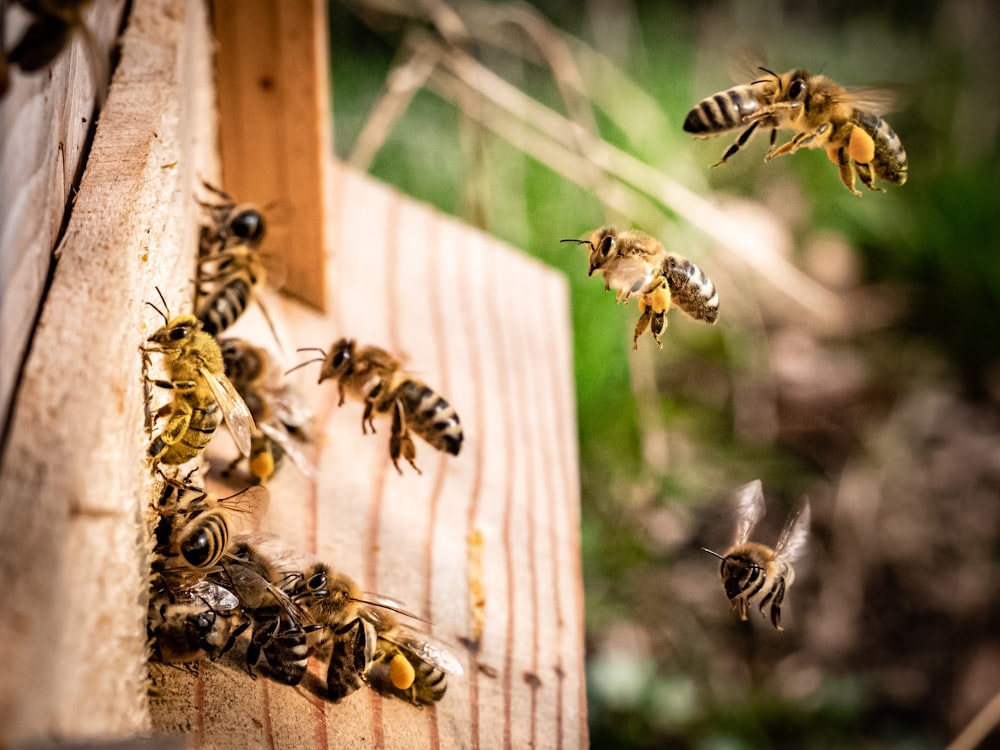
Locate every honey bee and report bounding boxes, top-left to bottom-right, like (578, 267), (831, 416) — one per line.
(153, 475), (269, 572)
(197, 181), (266, 257)
(702, 479), (811, 632)
(219, 337), (317, 484)
(562, 226), (719, 348)
(145, 291), (255, 464)
(366, 629), (463, 706)
(685, 68), (907, 195)
(290, 339), (463, 474)
(283, 561), (437, 702)
(148, 578), (246, 664)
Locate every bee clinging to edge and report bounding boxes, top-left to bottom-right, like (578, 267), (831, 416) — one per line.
(684, 68), (907, 195)
(703, 479), (811, 632)
(562, 226), (719, 349)
(144, 289), (255, 465)
(288, 338), (463, 474)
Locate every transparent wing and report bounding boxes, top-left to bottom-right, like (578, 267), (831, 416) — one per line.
(839, 86), (903, 115)
(217, 485), (271, 532)
(260, 421), (319, 481)
(732, 479), (766, 546)
(187, 579), (241, 611)
(203, 367), (255, 457)
(380, 627), (465, 676)
(775, 500), (811, 563)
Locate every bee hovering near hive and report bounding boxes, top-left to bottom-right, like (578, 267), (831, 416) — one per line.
(702, 479), (811, 632)
(219, 337), (317, 484)
(288, 338), (463, 474)
(144, 290), (255, 465)
(562, 226), (719, 349)
(684, 68), (907, 195)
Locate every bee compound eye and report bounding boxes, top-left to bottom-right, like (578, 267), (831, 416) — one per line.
(789, 79), (806, 99)
(169, 325), (190, 341)
(232, 210), (264, 242)
(190, 611), (215, 634)
(308, 572), (327, 591)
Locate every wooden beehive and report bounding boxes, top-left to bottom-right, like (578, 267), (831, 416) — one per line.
(0, 1), (587, 747)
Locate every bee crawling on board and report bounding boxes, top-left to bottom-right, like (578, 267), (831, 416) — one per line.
(288, 338), (463, 474)
(702, 479), (811, 632)
(562, 226), (719, 348)
(219, 337), (317, 484)
(684, 67), (907, 195)
(148, 577), (247, 664)
(144, 289), (255, 465)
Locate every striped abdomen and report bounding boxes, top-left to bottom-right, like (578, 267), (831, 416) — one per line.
(397, 380), (463, 456)
(151, 394), (221, 465)
(854, 110), (908, 185)
(684, 85), (765, 134)
(665, 256), (720, 324)
(175, 508), (230, 569)
(198, 275), (254, 336)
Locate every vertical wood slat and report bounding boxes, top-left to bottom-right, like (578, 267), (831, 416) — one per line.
(148, 160), (589, 750)
(0, 0), (127, 446)
(0, 0), (217, 745)
(210, 0), (330, 313)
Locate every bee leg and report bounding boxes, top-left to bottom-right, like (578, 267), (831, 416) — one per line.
(150, 407), (193, 456)
(712, 120), (760, 167)
(650, 311), (667, 348)
(855, 162), (883, 193)
(361, 400), (377, 435)
(764, 578), (786, 632)
(633, 305), (652, 350)
(831, 146), (863, 197)
(389, 400), (421, 475)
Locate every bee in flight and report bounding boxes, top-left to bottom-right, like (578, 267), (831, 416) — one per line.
(684, 68), (907, 195)
(219, 337), (317, 484)
(144, 290), (255, 465)
(289, 338), (463, 474)
(562, 226), (719, 348)
(702, 479), (811, 632)
(153, 473), (269, 572)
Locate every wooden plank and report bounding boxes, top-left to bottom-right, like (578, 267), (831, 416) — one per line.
(210, 0), (331, 312)
(148, 160), (589, 749)
(0, 0), (217, 744)
(0, 0), (127, 446)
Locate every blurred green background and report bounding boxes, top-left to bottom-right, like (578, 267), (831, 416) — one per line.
(327, 1), (1000, 747)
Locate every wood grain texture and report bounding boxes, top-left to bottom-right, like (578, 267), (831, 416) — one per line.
(0, 0), (127, 444)
(0, 0), (217, 744)
(210, 0), (331, 312)
(148, 160), (588, 750)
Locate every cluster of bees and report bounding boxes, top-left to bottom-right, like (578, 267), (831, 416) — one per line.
(565, 68), (907, 629)
(143, 184), (463, 705)
(142, 64), (909, 713)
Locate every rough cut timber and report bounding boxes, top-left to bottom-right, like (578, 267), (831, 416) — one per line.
(0, 0), (217, 744)
(210, 0), (331, 313)
(147, 160), (588, 750)
(0, 0), (127, 454)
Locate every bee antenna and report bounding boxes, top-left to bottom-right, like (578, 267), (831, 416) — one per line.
(284, 357), (325, 376)
(296, 347), (328, 355)
(560, 238), (593, 250)
(146, 287), (171, 325)
(700, 547), (726, 561)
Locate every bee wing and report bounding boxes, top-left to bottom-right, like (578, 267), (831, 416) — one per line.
(202, 366), (255, 457)
(380, 628), (465, 676)
(259, 421), (319, 481)
(732, 479), (766, 546)
(840, 86), (902, 115)
(774, 500), (811, 563)
(188, 579), (241, 611)
(217, 485), (271, 530)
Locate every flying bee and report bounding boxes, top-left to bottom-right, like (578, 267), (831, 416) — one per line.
(5, 1), (98, 78)
(144, 290), (255, 464)
(153, 474), (269, 572)
(562, 226), (719, 348)
(702, 479), (811, 632)
(219, 337), (317, 484)
(366, 628), (464, 706)
(686, 68), (907, 195)
(148, 578), (246, 664)
(289, 339), (463, 474)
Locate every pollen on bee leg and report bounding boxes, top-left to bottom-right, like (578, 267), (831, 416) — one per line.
(389, 653), (416, 690)
(848, 126), (876, 164)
